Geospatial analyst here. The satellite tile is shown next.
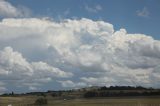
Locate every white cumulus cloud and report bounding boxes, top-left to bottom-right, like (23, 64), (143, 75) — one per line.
(0, 46), (73, 91)
(0, 0), (31, 18)
(0, 17), (160, 92)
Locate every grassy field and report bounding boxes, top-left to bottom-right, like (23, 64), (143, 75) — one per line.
(1, 96), (160, 106)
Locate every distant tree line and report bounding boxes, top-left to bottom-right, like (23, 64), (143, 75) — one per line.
(1, 86), (160, 99)
(84, 90), (160, 98)
(84, 86), (160, 98)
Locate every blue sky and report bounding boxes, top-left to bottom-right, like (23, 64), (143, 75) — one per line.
(0, 0), (160, 93)
(8, 0), (160, 39)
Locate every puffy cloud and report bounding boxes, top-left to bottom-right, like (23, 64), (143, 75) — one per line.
(0, 46), (73, 91)
(0, 0), (31, 18)
(81, 77), (117, 87)
(0, 47), (33, 77)
(32, 61), (73, 78)
(0, 17), (160, 92)
(58, 80), (86, 88)
(29, 86), (38, 91)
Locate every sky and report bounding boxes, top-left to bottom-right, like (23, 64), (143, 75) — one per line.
(0, 0), (160, 93)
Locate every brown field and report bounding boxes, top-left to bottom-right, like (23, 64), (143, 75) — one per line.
(1, 96), (160, 106)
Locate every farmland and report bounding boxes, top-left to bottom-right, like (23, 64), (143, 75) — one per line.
(1, 96), (160, 106)
(1, 86), (160, 106)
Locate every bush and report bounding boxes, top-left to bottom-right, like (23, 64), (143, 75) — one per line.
(34, 98), (48, 105)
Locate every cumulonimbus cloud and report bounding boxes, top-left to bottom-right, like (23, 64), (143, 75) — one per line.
(0, 18), (160, 92)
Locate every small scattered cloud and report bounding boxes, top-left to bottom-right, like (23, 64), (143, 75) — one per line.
(29, 86), (38, 91)
(85, 4), (102, 13)
(0, 0), (31, 18)
(136, 7), (149, 18)
(58, 80), (86, 88)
